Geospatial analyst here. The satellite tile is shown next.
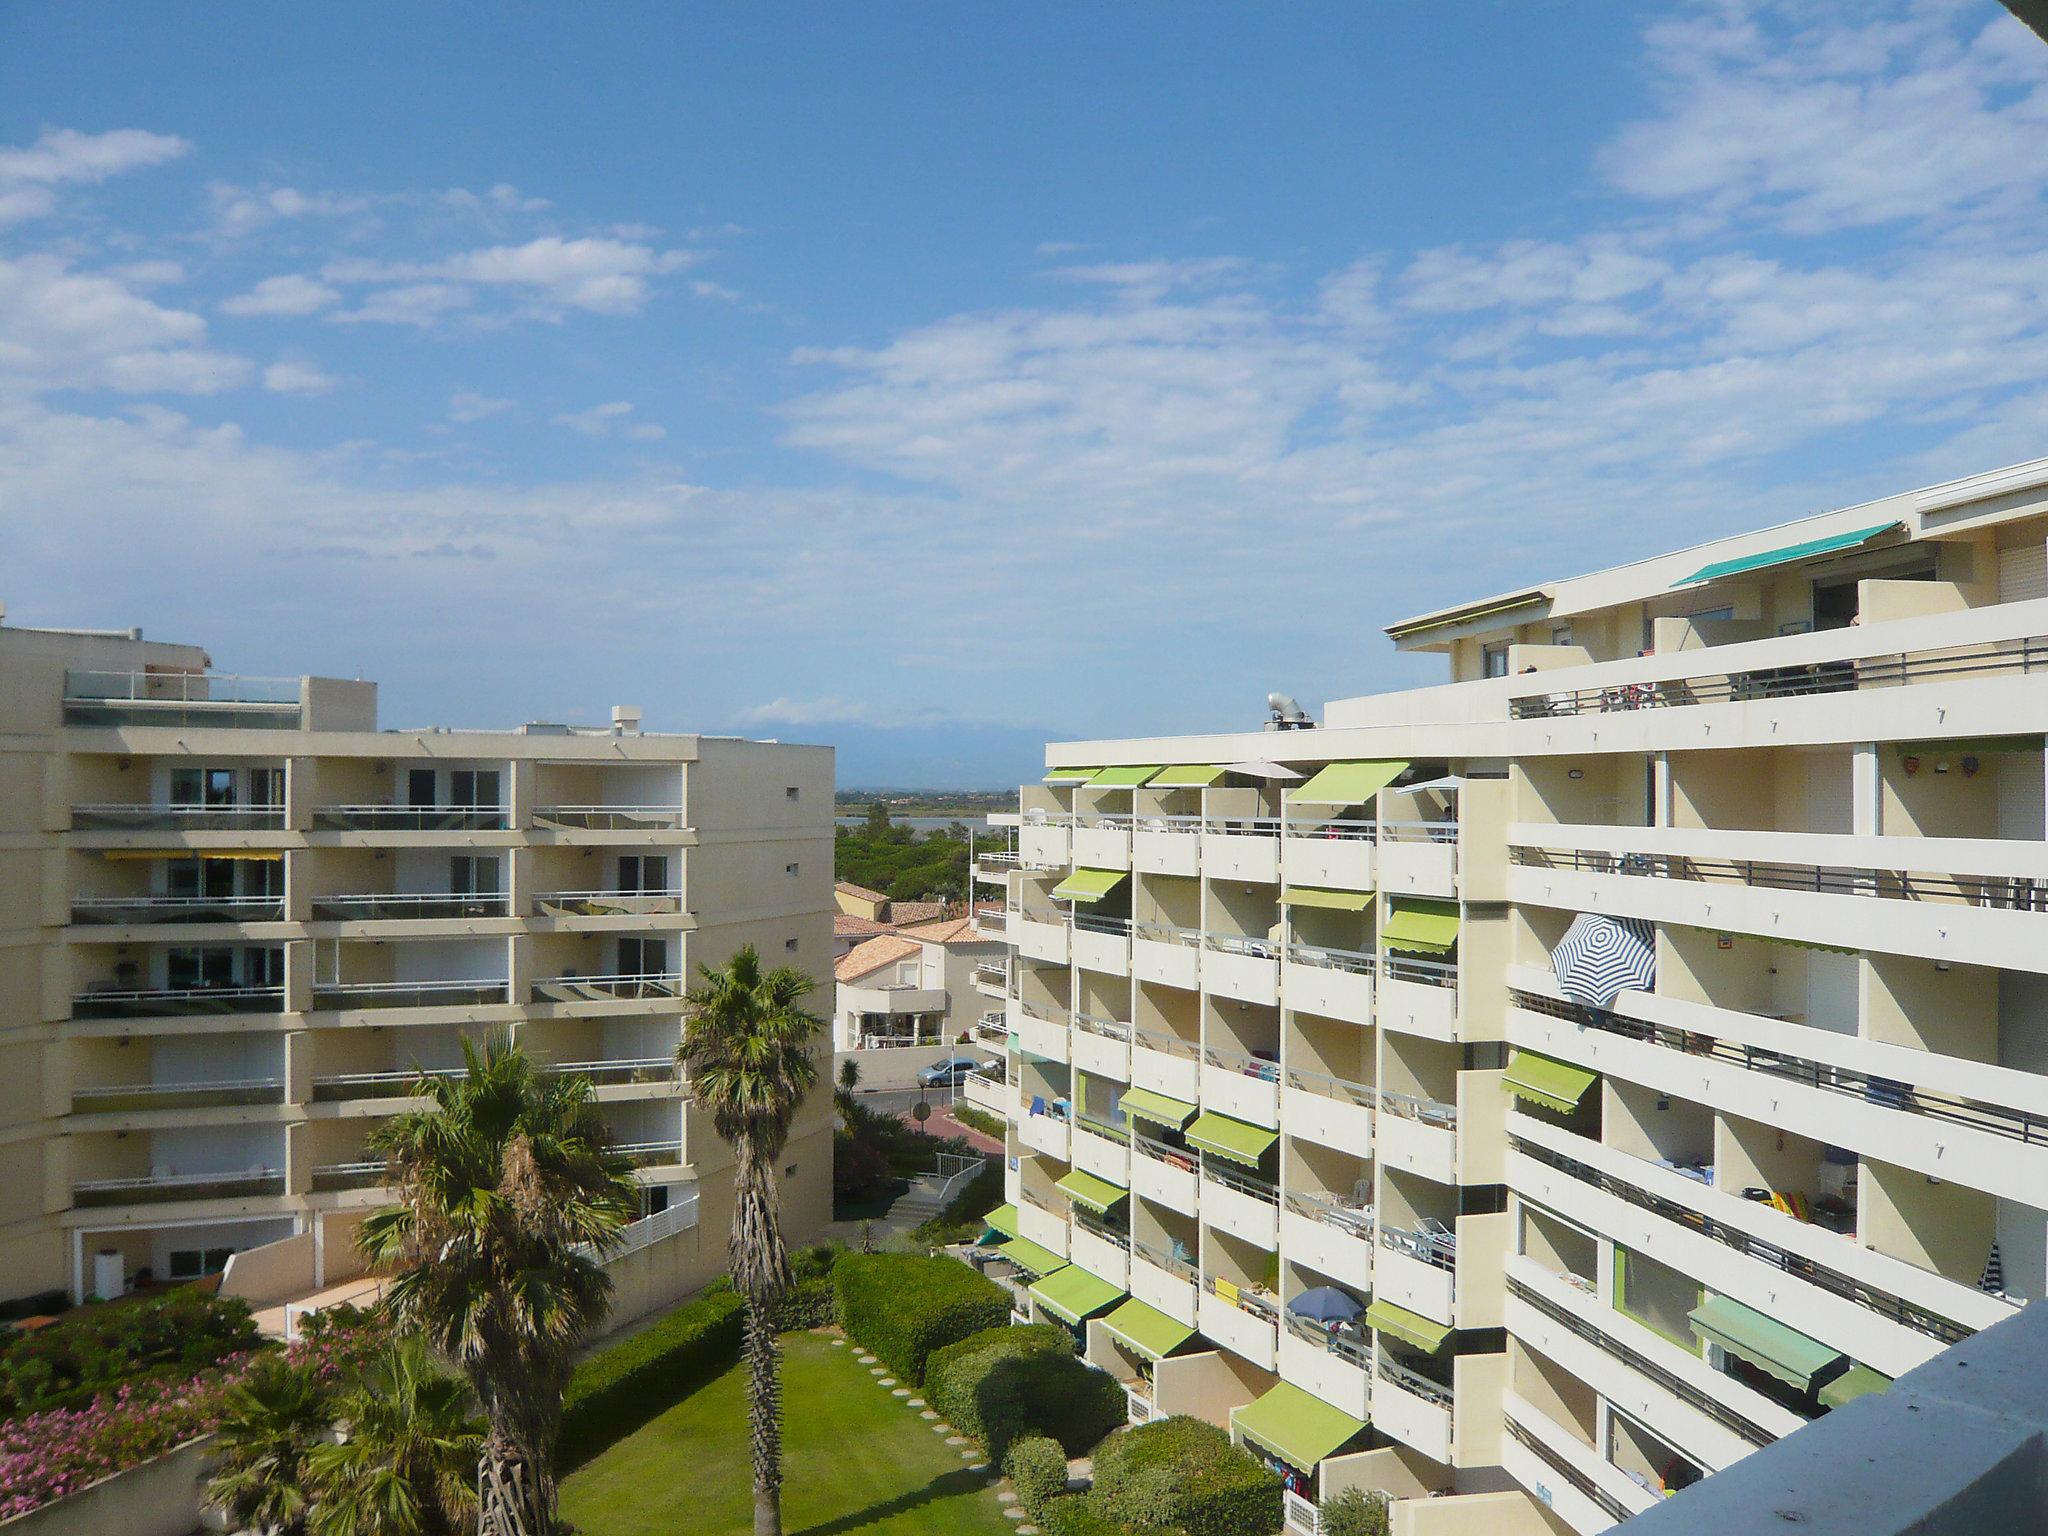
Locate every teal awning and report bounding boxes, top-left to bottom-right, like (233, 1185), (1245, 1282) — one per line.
(1671, 522), (1900, 588)
(1690, 1295), (1842, 1390)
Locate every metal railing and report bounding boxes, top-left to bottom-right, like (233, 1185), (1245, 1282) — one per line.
(70, 803), (287, 831)
(548, 1056), (675, 1087)
(1285, 1065), (1376, 1110)
(1073, 911), (1132, 937)
(1284, 1189), (1375, 1241)
(1200, 1156), (1279, 1205)
(1506, 1275), (1776, 1448)
(1284, 1310), (1372, 1367)
(312, 1068), (459, 1102)
(1202, 1272), (1280, 1321)
(312, 893), (511, 921)
(1015, 998), (1069, 1027)
(1280, 817), (1376, 842)
(314, 979), (509, 1010)
(1203, 1043), (1280, 1083)
(1378, 1219), (1457, 1271)
(1382, 954), (1458, 988)
(575, 1190), (701, 1260)
(72, 1078), (285, 1112)
(1509, 1132), (1980, 1344)
(1132, 814), (1202, 836)
(1130, 1026), (1201, 1060)
(314, 804), (508, 831)
(1133, 921), (1203, 949)
(1513, 988), (2048, 1146)
(73, 984), (285, 1019)
(1380, 818), (1461, 845)
(535, 890), (683, 915)
(1203, 930), (1281, 963)
(615, 1140), (684, 1166)
(534, 972), (683, 1001)
(1131, 1236), (1197, 1282)
(1501, 1416), (1631, 1523)
(1073, 1012), (1132, 1042)
(71, 895), (285, 925)
(1375, 1351), (1454, 1408)
(534, 805), (685, 829)
(312, 1160), (386, 1191)
(1509, 629), (2048, 721)
(1284, 941), (1375, 976)
(1074, 1210), (1132, 1251)
(75, 1168), (286, 1206)
(1376, 1085), (1457, 1127)
(1133, 1131), (1197, 1173)
(63, 670), (301, 728)
(972, 962), (1010, 988)
(1510, 843), (2048, 912)
(1202, 816), (1284, 837)
(1078, 812), (1134, 831)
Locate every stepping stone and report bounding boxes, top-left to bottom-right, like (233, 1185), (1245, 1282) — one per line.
(997, 1491), (1017, 1505)
(869, 1366), (887, 1375)
(921, 1410), (939, 1420)
(935, 1424), (955, 1435)
(946, 1435), (969, 1445)
(960, 1448), (979, 1460)
(892, 1388), (911, 1397)
(969, 1462), (990, 1473)
(1018, 1526), (1040, 1534)
(879, 1377), (897, 1386)
(1003, 1508), (1027, 1521)
(907, 1398), (925, 1408)
(857, 1354), (877, 1364)
(831, 1338), (845, 1347)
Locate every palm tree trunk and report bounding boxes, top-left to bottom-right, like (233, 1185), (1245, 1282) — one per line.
(730, 1132), (791, 1536)
(746, 1298), (785, 1536)
(477, 1429), (550, 1536)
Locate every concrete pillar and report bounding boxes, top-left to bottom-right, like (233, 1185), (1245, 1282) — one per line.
(508, 758), (536, 830)
(284, 1030), (314, 1105)
(506, 846), (534, 918)
(283, 849), (312, 923)
(507, 932), (532, 1004)
(285, 1121), (312, 1196)
(285, 756), (315, 832)
(283, 936), (315, 1014)
(1853, 743), (1882, 837)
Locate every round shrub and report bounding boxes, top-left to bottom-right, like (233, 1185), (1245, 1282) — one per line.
(1089, 1414), (1283, 1536)
(1004, 1433), (1069, 1517)
(925, 1323), (1120, 1458)
(831, 1253), (1009, 1385)
(1321, 1487), (1391, 1536)
(1038, 1491), (1128, 1536)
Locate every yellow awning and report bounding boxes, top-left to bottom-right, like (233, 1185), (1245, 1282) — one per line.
(102, 849), (284, 862)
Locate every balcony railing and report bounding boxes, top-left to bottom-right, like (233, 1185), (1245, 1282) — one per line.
(1509, 1131), (1981, 1345)
(1074, 1211), (1132, 1251)
(311, 1160), (386, 1192)
(1074, 911), (1132, 937)
(1375, 1350), (1454, 1409)
(75, 1168), (286, 1206)
(552, 1057), (677, 1087)
(1133, 814), (1201, 836)
(534, 973), (683, 1002)
(1202, 1273), (1280, 1322)
(1131, 1026), (1201, 1061)
(1200, 1157), (1279, 1205)
(71, 895), (285, 926)
(536, 889), (685, 916)
(70, 803), (287, 831)
(1202, 816), (1283, 837)
(534, 805), (685, 830)
(1380, 818), (1461, 845)
(1376, 1085), (1457, 1128)
(311, 893), (511, 921)
(314, 805), (508, 831)
(312, 979), (509, 1010)
(1514, 988), (2048, 1146)
(1073, 1012), (1132, 1042)
(1134, 1131), (1197, 1173)
(1284, 1310), (1373, 1368)
(1382, 954), (1457, 988)
(311, 1068), (460, 1102)
(1131, 1236), (1198, 1282)
(1203, 1043), (1280, 1084)
(1280, 816), (1376, 841)
(73, 984), (285, 1020)
(615, 1139), (684, 1166)
(1502, 1415), (1630, 1523)
(1511, 842), (2048, 913)
(1284, 1189), (1375, 1241)
(1133, 921), (1203, 949)
(63, 670), (301, 729)
(71, 1078), (286, 1112)
(1285, 1065), (1376, 1110)
(1015, 998), (1068, 1027)
(1379, 1219), (1457, 1271)
(1284, 941), (1375, 976)
(973, 962), (1010, 988)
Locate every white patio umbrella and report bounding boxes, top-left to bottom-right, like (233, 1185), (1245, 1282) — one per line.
(1550, 913), (1656, 1009)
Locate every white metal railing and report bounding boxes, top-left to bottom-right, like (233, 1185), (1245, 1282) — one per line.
(1132, 813), (1202, 835)
(1281, 816), (1377, 842)
(1375, 1351), (1454, 1407)
(1202, 931), (1280, 961)
(1202, 815), (1284, 837)
(65, 669), (300, 705)
(75, 1167), (285, 1205)
(1133, 1132), (1197, 1172)
(1201, 1272), (1280, 1321)
(547, 1056), (675, 1085)
(536, 890), (683, 914)
(1285, 1189), (1375, 1240)
(1284, 1488), (1325, 1535)
(72, 1077), (285, 1109)
(1204, 1043), (1281, 1083)
(1133, 921), (1202, 948)
(535, 972), (683, 1001)
(1383, 954), (1458, 988)
(73, 984), (285, 1019)
(314, 978), (509, 1008)
(1377, 1086), (1457, 1127)
(1378, 1219), (1457, 1271)
(1284, 940), (1375, 976)
(311, 1160), (386, 1190)
(312, 892), (511, 920)
(576, 1189), (701, 1259)
(312, 1068), (461, 1100)
(71, 895), (285, 923)
(1286, 1065), (1376, 1109)
(1201, 1156), (1279, 1204)
(70, 803), (286, 829)
(615, 1139), (684, 1165)
(314, 804), (507, 830)
(1078, 812), (1134, 831)
(1130, 1026), (1201, 1060)
(1380, 818), (1461, 844)
(1073, 1012), (1132, 1042)
(534, 805), (685, 829)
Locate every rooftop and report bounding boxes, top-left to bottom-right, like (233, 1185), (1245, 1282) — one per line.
(834, 935), (922, 984)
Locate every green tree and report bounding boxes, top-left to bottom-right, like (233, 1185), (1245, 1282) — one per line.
(309, 1335), (483, 1536)
(358, 1039), (638, 1536)
(863, 800), (891, 837)
(679, 945), (825, 1536)
(204, 1355), (334, 1536)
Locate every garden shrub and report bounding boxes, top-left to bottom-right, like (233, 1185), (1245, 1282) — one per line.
(1038, 1493), (1131, 1536)
(951, 1104), (1007, 1142)
(1321, 1487), (1390, 1536)
(771, 1241), (844, 1329)
(926, 1323), (1120, 1458)
(1003, 1433), (1069, 1517)
(1090, 1414), (1282, 1536)
(832, 1253), (1009, 1385)
(559, 1284), (744, 1465)
(0, 1287), (262, 1418)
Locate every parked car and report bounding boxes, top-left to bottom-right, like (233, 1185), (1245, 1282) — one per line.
(916, 1054), (991, 1088)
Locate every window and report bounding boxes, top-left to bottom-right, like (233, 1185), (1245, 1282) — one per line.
(1482, 643), (1511, 679)
(244, 859), (283, 901)
(619, 855), (667, 894)
(785, 937), (799, 953)
(1615, 1246), (1701, 1347)
(248, 768), (283, 808)
(407, 768), (437, 807)
(450, 856), (501, 896)
(451, 769), (500, 809)
(785, 786), (800, 801)
(167, 857), (236, 901)
(167, 947), (235, 990)
(785, 862), (800, 877)
(1550, 625), (1574, 646)
(170, 767), (236, 807)
(171, 1246), (238, 1278)
(618, 936), (667, 976)
(245, 948), (285, 987)
(642, 1185), (670, 1217)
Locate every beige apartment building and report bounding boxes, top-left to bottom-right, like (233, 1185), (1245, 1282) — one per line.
(0, 619), (834, 1313)
(973, 455), (2048, 1535)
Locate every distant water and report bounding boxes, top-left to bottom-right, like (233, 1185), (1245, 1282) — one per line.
(835, 815), (993, 834)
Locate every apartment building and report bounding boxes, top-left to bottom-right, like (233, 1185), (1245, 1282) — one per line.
(0, 619), (834, 1311)
(976, 455), (2048, 1536)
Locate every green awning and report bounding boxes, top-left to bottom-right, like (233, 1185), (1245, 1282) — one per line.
(997, 1238), (1066, 1278)
(1291, 760), (1409, 807)
(1896, 736), (2044, 757)
(1689, 1295), (1843, 1390)
(1386, 589), (1547, 640)
(1030, 1265), (1125, 1326)
(1185, 1111), (1278, 1168)
(1818, 1363), (1892, 1410)
(1101, 1297), (1196, 1362)
(1044, 768), (1095, 785)
(1089, 765), (1163, 788)
(983, 1203), (1021, 1239)
(1503, 1050), (1598, 1114)
(1758, 933), (1859, 957)
(1119, 1086), (1198, 1130)
(1232, 1381), (1367, 1472)
(1284, 886), (1374, 911)
(1671, 521), (1900, 588)
(1381, 899), (1460, 956)
(1151, 765), (1226, 788)
(1365, 1299), (1452, 1355)
(1055, 1168), (1129, 1215)
(1051, 867), (1128, 903)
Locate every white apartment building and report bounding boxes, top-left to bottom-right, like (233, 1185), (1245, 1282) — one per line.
(979, 455), (2048, 1536)
(0, 619), (834, 1311)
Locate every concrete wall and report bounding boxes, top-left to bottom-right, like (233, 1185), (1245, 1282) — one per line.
(1153, 1349), (1269, 1428)
(216, 1230), (314, 1306)
(3, 1434), (215, 1536)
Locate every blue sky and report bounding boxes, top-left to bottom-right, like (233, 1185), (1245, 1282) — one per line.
(1, 2), (2044, 785)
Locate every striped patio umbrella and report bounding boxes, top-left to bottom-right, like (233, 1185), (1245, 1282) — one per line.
(1550, 914), (1656, 1009)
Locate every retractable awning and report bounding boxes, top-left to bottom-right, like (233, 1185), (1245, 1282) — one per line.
(983, 1203), (1021, 1240)
(1365, 1299), (1452, 1355)
(1101, 1297), (1196, 1361)
(1381, 899), (1460, 956)
(1150, 765), (1226, 788)
(1044, 768), (1096, 786)
(997, 1238), (1066, 1278)
(1118, 1086), (1197, 1130)
(1689, 1295), (1842, 1390)
(1232, 1381), (1367, 1472)
(1291, 760), (1409, 807)
(1030, 1265), (1125, 1326)
(1670, 521), (1901, 588)
(1818, 1363), (1892, 1410)
(1284, 886), (1374, 911)
(1051, 868), (1128, 903)
(1185, 1111), (1278, 1168)
(1054, 1168), (1129, 1215)
(102, 848), (284, 861)
(1503, 1050), (1599, 1114)
(1089, 765), (1163, 788)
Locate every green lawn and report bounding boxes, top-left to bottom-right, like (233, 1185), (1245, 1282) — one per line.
(561, 1332), (1021, 1536)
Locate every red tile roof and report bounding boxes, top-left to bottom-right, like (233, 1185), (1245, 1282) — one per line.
(833, 934), (922, 984)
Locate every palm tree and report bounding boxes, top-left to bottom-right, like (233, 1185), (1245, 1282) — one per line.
(204, 1355), (334, 1536)
(834, 1055), (862, 1124)
(309, 1335), (483, 1536)
(680, 945), (824, 1536)
(358, 1038), (638, 1536)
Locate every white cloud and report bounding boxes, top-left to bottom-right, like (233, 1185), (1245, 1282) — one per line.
(0, 253), (249, 397)
(0, 128), (189, 225)
(262, 360), (339, 395)
(220, 274), (342, 318)
(449, 390), (515, 423)
(553, 400), (666, 440)
(330, 283), (472, 327)
(736, 695), (889, 726)
(324, 236), (694, 319)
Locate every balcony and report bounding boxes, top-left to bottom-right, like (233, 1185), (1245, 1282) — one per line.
(1377, 956), (1459, 1042)
(534, 890), (684, 917)
(1282, 1191), (1375, 1290)
(972, 906), (1008, 940)
(1280, 1313), (1373, 1420)
(1129, 1027), (1203, 1103)
(1130, 1132), (1199, 1214)
(313, 979), (510, 1011)
(532, 973), (681, 1004)
(1131, 922), (1201, 991)
(1073, 813), (1132, 871)
(1073, 910), (1132, 974)
(962, 1066), (1010, 1115)
(1283, 941), (1374, 1024)
(1132, 814), (1201, 877)
(1070, 1112), (1132, 1184)
(1378, 819), (1459, 898)
(1281, 1067), (1375, 1152)
(972, 960), (1010, 997)
(1017, 1190), (1072, 1258)
(1013, 906), (1071, 965)
(311, 1160), (387, 1192)
(1375, 1086), (1458, 1183)
(1372, 1352), (1455, 1465)
(839, 982), (948, 1019)
(1500, 1412), (1637, 1534)
(615, 1139), (685, 1168)
(1376, 1219), (1457, 1322)
(1199, 1158), (1280, 1248)
(75, 1168), (286, 1206)
(533, 805), (684, 830)
(63, 669), (301, 730)
(71, 1078), (286, 1114)
(1129, 1238), (1199, 1325)
(1201, 1044), (1281, 1129)
(311, 893), (512, 922)
(1017, 1100), (1072, 1159)
(1203, 932), (1280, 1005)
(314, 804), (508, 832)
(1012, 1001), (1071, 1064)
(1069, 1213), (1132, 1285)
(73, 984), (285, 1020)
(1279, 816), (1375, 890)
(1071, 1012), (1132, 1079)
(70, 803), (286, 832)
(71, 895), (285, 926)
(1201, 816), (1281, 884)
(1199, 1275), (1279, 1368)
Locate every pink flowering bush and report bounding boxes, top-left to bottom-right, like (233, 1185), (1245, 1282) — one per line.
(0, 1311), (387, 1518)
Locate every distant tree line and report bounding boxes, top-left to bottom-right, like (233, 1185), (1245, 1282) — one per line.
(834, 803), (972, 903)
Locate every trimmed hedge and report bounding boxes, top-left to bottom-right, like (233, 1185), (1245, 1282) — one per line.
(951, 1103), (1007, 1142)
(832, 1253), (1009, 1386)
(559, 1284), (744, 1465)
(926, 1324), (1122, 1459)
(1004, 1433), (1069, 1516)
(1037, 1494), (1131, 1536)
(1090, 1415), (1282, 1536)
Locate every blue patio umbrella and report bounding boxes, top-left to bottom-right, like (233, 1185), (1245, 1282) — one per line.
(1287, 1287), (1363, 1325)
